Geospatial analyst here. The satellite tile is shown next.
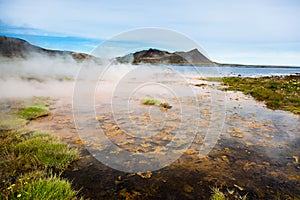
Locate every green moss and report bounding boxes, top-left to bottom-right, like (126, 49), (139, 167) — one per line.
(141, 98), (172, 109)
(210, 187), (226, 200)
(0, 97), (81, 200)
(19, 106), (49, 120)
(7, 174), (80, 200)
(14, 132), (79, 170)
(0, 115), (27, 131)
(221, 76), (300, 114)
(141, 98), (162, 106)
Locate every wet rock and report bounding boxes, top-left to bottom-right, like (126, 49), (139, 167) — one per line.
(114, 176), (123, 185)
(136, 171), (152, 179)
(194, 83), (207, 87)
(95, 117), (104, 121)
(245, 142), (253, 147)
(185, 149), (195, 155)
(183, 184), (194, 193)
(221, 155), (229, 162)
(292, 156), (299, 164)
(232, 133), (244, 138)
(243, 162), (256, 171)
(120, 189), (140, 199)
(159, 102), (172, 109)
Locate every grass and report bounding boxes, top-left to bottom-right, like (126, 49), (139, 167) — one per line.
(141, 98), (162, 106)
(19, 105), (50, 120)
(141, 98), (172, 109)
(5, 173), (80, 200)
(218, 76), (300, 114)
(209, 187), (248, 200)
(0, 97), (81, 200)
(14, 132), (79, 170)
(0, 116), (27, 131)
(210, 187), (226, 200)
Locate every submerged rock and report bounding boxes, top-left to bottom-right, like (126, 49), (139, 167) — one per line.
(159, 102), (172, 109)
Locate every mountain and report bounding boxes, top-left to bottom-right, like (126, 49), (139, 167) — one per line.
(175, 48), (212, 64)
(3, 36), (294, 68)
(0, 36), (91, 60)
(116, 48), (213, 65)
(0, 36), (212, 65)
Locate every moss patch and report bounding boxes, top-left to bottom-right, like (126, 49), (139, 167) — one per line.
(141, 98), (172, 109)
(6, 173), (80, 200)
(210, 187), (226, 200)
(141, 98), (162, 106)
(19, 106), (49, 120)
(215, 75), (300, 115)
(0, 97), (81, 200)
(14, 132), (79, 170)
(0, 115), (27, 131)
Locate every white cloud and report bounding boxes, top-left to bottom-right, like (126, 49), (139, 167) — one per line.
(1, 0), (300, 65)
(1, 0), (300, 41)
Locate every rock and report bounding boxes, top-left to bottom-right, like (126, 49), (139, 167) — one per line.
(221, 155), (229, 162)
(183, 184), (194, 193)
(292, 155), (299, 164)
(186, 149), (195, 155)
(117, 48), (213, 65)
(0, 36), (94, 61)
(136, 171), (152, 179)
(96, 117), (104, 121)
(159, 102), (172, 109)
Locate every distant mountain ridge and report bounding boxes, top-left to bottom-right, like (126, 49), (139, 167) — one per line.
(0, 36), (91, 60)
(117, 48), (213, 65)
(1, 36), (297, 68)
(0, 36), (212, 65)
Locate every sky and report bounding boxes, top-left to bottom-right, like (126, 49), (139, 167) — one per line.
(1, 0), (300, 66)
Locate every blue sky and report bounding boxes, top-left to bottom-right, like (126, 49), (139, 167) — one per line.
(1, 0), (300, 66)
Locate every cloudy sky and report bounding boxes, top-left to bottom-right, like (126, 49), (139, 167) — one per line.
(1, 0), (300, 65)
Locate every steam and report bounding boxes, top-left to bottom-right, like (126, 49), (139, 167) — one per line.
(0, 53), (105, 99)
(1, 51), (299, 169)
(0, 54), (80, 80)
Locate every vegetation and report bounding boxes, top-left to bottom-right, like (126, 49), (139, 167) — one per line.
(0, 116), (27, 131)
(141, 98), (172, 109)
(210, 187), (226, 200)
(6, 174), (80, 200)
(0, 97), (80, 200)
(19, 105), (50, 120)
(141, 98), (162, 106)
(14, 132), (79, 170)
(209, 187), (248, 200)
(214, 75), (299, 114)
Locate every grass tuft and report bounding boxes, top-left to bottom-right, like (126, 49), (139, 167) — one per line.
(14, 132), (79, 170)
(141, 98), (162, 106)
(220, 76), (300, 114)
(141, 98), (172, 109)
(0, 116), (27, 131)
(210, 187), (226, 200)
(19, 106), (50, 120)
(0, 97), (81, 199)
(7, 174), (80, 200)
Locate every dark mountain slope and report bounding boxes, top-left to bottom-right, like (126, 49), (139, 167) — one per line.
(0, 36), (91, 60)
(117, 48), (213, 65)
